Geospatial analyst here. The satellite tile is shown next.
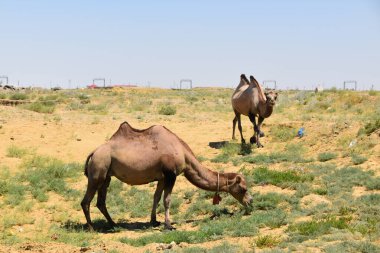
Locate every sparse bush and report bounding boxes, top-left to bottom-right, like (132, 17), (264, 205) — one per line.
(128, 98), (152, 112)
(77, 93), (90, 104)
(323, 166), (375, 195)
(270, 125), (295, 141)
(20, 155), (81, 201)
(351, 154), (367, 165)
(6, 145), (28, 158)
(0, 179), (27, 206)
(287, 217), (350, 242)
(255, 235), (281, 248)
(23, 102), (55, 113)
(318, 152), (338, 162)
(241, 167), (313, 189)
(158, 104), (176, 115)
(252, 193), (282, 210)
(357, 116), (380, 136)
(325, 241), (380, 253)
(66, 102), (84, 111)
(10, 93), (28, 100)
(368, 90), (378, 96)
(87, 103), (107, 114)
(313, 187), (328, 195)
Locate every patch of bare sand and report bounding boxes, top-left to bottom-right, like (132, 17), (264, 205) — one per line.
(352, 186), (380, 198)
(300, 194), (331, 209)
(251, 185), (295, 195)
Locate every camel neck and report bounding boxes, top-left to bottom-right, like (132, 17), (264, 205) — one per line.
(259, 102), (274, 118)
(184, 159), (231, 192)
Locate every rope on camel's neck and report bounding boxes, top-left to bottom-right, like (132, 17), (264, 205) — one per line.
(217, 172), (220, 194)
(217, 172), (231, 194)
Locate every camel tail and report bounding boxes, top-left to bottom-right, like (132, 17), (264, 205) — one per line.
(84, 152), (94, 177)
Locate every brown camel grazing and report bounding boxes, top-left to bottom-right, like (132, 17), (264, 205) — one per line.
(81, 122), (253, 231)
(231, 74), (278, 147)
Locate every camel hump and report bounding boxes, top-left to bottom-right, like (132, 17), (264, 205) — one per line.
(110, 121), (156, 139)
(240, 74), (249, 84)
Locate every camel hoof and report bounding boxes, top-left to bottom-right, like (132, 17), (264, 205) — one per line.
(241, 139), (246, 144)
(259, 132), (265, 137)
(250, 136), (256, 144)
(109, 222), (117, 228)
(257, 143), (264, 148)
(150, 220), (161, 227)
(164, 224), (176, 231)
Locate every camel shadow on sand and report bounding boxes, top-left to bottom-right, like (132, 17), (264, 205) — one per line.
(62, 219), (155, 233)
(208, 141), (252, 155)
(63, 210), (235, 234)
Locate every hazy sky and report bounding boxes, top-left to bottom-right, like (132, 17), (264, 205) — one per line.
(1, 0), (379, 89)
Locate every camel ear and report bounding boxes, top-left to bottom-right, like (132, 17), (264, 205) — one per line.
(240, 74), (249, 84)
(249, 75), (255, 85)
(235, 175), (242, 184)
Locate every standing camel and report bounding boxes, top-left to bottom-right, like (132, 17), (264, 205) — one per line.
(231, 74), (278, 147)
(81, 122), (253, 231)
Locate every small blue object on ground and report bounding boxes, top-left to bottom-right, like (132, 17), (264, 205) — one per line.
(297, 127), (304, 138)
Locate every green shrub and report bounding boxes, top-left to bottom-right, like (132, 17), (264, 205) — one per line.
(358, 116), (380, 136)
(318, 152), (338, 162)
(20, 155), (81, 201)
(255, 235), (281, 248)
(241, 167), (313, 188)
(0, 180), (27, 206)
(6, 145), (29, 158)
(77, 93), (90, 104)
(325, 241), (380, 253)
(158, 104), (176, 115)
(270, 125), (295, 141)
(66, 102), (84, 110)
(287, 217), (350, 242)
(313, 187), (328, 195)
(9, 93), (28, 100)
(323, 166), (374, 195)
(252, 193), (282, 210)
(351, 154), (367, 165)
(23, 102), (55, 113)
(128, 98), (152, 112)
(87, 103), (107, 114)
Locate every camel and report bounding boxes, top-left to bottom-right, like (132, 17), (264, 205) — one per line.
(81, 122), (253, 231)
(231, 74), (278, 147)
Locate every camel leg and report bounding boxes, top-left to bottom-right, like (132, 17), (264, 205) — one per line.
(81, 181), (98, 232)
(256, 116), (265, 148)
(232, 115), (237, 140)
(248, 113), (257, 144)
(150, 179), (164, 227)
(163, 172), (176, 230)
(96, 175), (116, 228)
(234, 111), (245, 143)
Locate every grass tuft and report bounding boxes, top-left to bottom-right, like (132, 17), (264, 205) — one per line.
(158, 104), (177, 115)
(6, 145), (29, 158)
(254, 235), (282, 248)
(318, 152), (338, 162)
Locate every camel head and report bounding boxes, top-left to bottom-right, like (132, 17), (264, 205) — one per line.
(228, 174), (253, 207)
(264, 89), (278, 106)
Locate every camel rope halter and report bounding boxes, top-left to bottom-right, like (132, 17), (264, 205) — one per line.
(217, 172), (220, 193)
(217, 172), (230, 193)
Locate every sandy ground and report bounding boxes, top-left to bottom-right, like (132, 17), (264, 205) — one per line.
(0, 89), (379, 252)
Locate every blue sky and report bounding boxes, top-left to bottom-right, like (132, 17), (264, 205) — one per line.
(1, 1), (379, 89)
